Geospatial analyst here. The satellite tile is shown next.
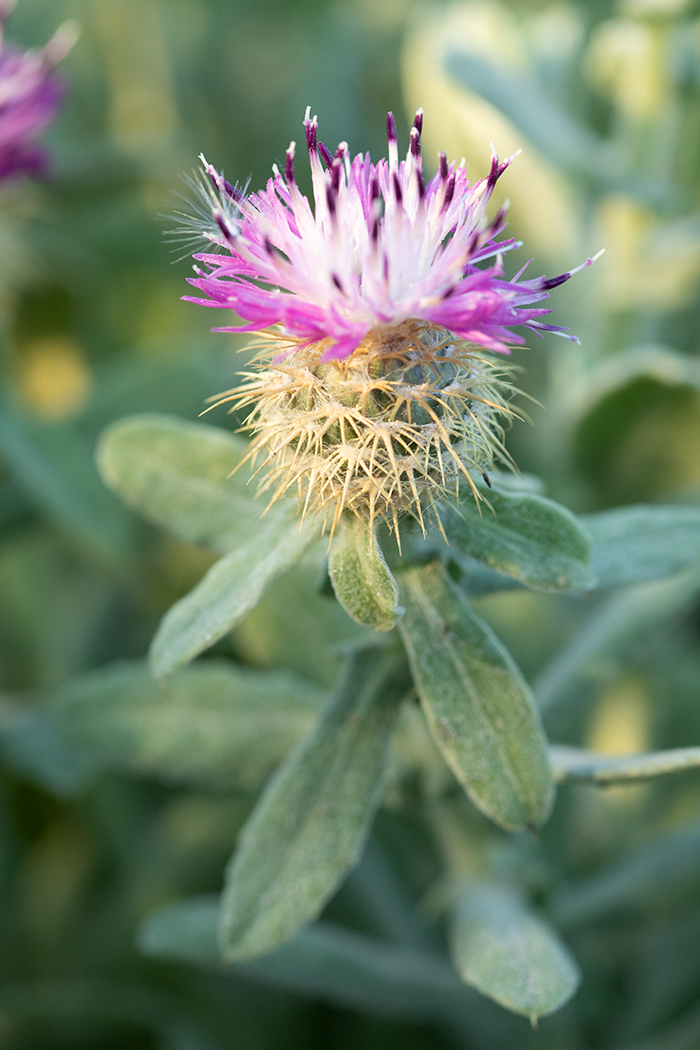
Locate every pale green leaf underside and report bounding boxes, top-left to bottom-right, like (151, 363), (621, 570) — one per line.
(441, 485), (594, 591)
(550, 744), (700, 786)
(97, 412), (269, 552)
(398, 563), (553, 832)
(328, 518), (400, 631)
(219, 647), (410, 961)
(450, 884), (580, 1020)
(52, 658), (326, 792)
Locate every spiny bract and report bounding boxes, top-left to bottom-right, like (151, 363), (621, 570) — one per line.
(211, 320), (519, 534)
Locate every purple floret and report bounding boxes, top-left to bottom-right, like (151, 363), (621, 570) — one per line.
(184, 108), (602, 361)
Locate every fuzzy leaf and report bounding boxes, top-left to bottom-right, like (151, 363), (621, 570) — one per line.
(52, 659), (325, 791)
(398, 563), (553, 831)
(450, 885), (580, 1021)
(328, 518), (400, 631)
(219, 646), (410, 961)
(441, 487), (594, 592)
(149, 513), (319, 678)
(581, 504), (700, 588)
(96, 413), (269, 553)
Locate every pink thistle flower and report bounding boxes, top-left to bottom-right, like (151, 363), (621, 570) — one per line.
(0, 4), (77, 182)
(182, 107), (601, 362)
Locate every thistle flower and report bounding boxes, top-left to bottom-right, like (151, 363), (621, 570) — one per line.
(0, 3), (77, 182)
(181, 109), (600, 533)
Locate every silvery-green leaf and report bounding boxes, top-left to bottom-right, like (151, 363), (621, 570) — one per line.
(398, 563), (553, 832)
(581, 505), (700, 588)
(149, 514), (318, 678)
(96, 413), (266, 553)
(450, 884), (580, 1021)
(219, 646), (410, 961)
(550, 744), (700, 786)
(441, 487), (594, 592)
(52, 659), (325, 791)
(328, 518), (400, 631)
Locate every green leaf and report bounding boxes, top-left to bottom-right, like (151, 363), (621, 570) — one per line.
(233, 558), (371, 688)
(52, 659), (325, 792)
(96, 413), (263, 553)
(328, 518), (400, 631)
(219, 646), (410, 961)
(535, 563), (700, 714)
(440, 486), (594, 592)
(0, 702), (93, 797)
(445, 49), (615, 181)
(398, 563), (553, 832)
(555, 822), (700, 928)
(581, 504), (700, 588)
(571, 347), (700, 506)
(139, 899), (510, 1031)
(149, 514), (318, 678)
(450, 884), (580, 1021)
(550, 744), (700, 786)
(0, 406), (132, 560)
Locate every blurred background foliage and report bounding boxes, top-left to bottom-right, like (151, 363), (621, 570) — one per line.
(2, 0), (700, 1047)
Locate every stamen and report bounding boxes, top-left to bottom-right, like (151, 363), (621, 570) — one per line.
(387, 111), (398, 171)
(442, 171), (456, 212)
(410, 126), (421, 158)
(304, 107), (318, 155)
(318, 141), (333, 169)
(285, 142), (296, 185)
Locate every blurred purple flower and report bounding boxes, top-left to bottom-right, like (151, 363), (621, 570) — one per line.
(182, 108), (601, 362)
(0, 3), (77, 182)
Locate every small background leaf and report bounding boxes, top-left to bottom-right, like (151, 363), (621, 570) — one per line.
(450, 884), (580, 1021)
(535, 563), (700, 716)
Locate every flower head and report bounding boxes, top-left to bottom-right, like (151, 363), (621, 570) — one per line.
(0, 4), (77, 182)
(181, 109), (600, 533)
(183, 107), (599, 361)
